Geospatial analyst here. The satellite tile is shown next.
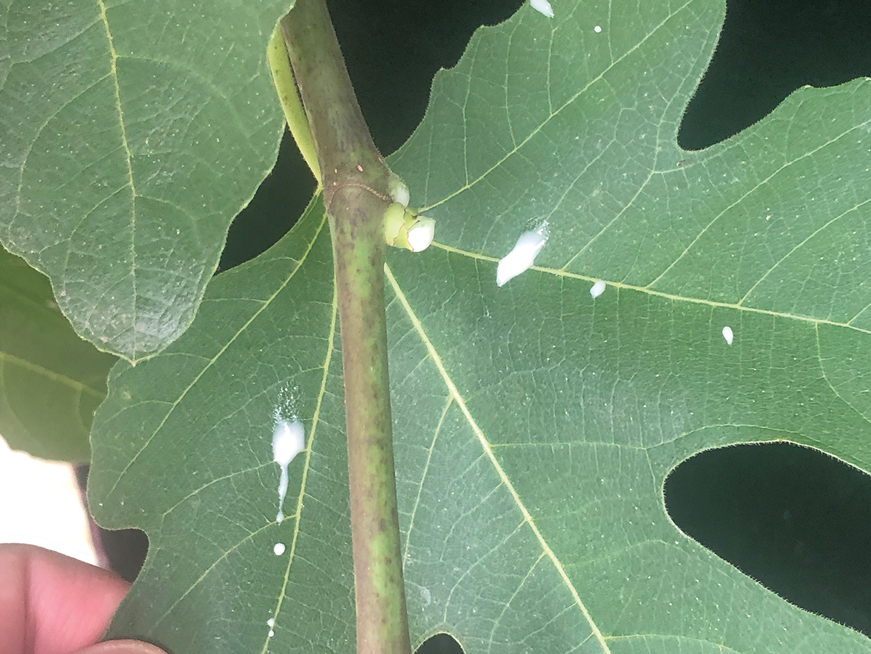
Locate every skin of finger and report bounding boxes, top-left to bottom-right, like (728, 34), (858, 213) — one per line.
(0, 544), (130, 654)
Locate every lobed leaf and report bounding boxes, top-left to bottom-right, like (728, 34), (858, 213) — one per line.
(0, 0), (293, 361)
(89, 1), (871, 652)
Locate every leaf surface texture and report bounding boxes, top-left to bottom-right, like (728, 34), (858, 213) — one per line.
(0, 0), (292, 360)
(89, 1), (871, 652)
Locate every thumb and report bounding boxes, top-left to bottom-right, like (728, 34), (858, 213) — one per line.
(74, 640), (169, 654)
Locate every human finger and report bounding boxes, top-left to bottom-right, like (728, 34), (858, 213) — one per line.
(0, 544), (128, 654)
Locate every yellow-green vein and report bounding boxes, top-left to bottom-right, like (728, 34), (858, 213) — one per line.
(416, 0), (693, 213)
(96, 0), (139, 356)
(402, 396), (453, 566)
(814, 323), (871, 429)
(648, 123), (868, 289)
(260, 271), (339, 654)
(429, 241), (871, 337)
(0, 351), (104, 399)
(739, 197), (871, 307)
(487, 553), (547, 653)
(146, 520), (274, 636)
(384, 263), (612, 654)
(103, 208), (329, 501)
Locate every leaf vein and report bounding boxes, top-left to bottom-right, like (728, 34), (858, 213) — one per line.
(430, 241), (871, 337)
(418, 0), (693, 213)
(647, 122), (867, 289)
(261, 263), (339, 654)
(402, 397), (453, 565)
(102, 211), (329, 502)
(96, 0), (139, 352)
(0, 351), (104, 399)
(385, 263), (613, 653)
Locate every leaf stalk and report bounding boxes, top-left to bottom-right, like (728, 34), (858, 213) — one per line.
(267, 24), (322, 183)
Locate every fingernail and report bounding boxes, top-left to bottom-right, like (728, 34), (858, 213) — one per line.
(75, 639), (168, 654)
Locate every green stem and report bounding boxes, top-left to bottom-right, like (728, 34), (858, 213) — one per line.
(280, 3), (412, 654)
(267, 23), (322, 183)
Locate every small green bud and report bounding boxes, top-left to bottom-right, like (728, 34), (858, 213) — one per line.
(384, 202), (435, 252)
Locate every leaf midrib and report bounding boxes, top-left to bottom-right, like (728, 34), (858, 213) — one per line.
(385, 263), (613, 654)
(96, 0), (139, 357)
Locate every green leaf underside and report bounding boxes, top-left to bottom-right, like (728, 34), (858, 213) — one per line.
(0, 1), (293, 361)
(88, 1), (871, 653)
(0, 244), (115, 462)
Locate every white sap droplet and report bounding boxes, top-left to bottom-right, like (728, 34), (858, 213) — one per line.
(273, 419), (305, 523)
(267, 618), (275, 627)
(274, 542), (286, 556)
(273, 419), (304, 465)
(594, 25), (602, 33)
(407, 218), (435, 252)
(269, 630), (275, 637)
(722, 326), (734, 345)
(590, 280), (606, 298)
(529, 0), (554, 18)
(497, 222), (548, 287)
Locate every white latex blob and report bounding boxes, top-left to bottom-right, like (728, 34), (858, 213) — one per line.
(497, 226), (548, 287)
(590, 280), (606, 298)
(407, 219), (435, 252)
(273, 419), (305, 523)
(530, 0), (554, 18)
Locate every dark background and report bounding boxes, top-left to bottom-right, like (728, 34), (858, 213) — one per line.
(98, 0), (871, 651)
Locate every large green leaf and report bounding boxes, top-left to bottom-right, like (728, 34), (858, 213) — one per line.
(0, 244), (115, 462)
(89, 1), (871, 653)
(0, 0), (291, 361)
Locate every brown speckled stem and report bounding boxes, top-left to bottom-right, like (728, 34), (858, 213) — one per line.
(280, 2), (412, 653)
